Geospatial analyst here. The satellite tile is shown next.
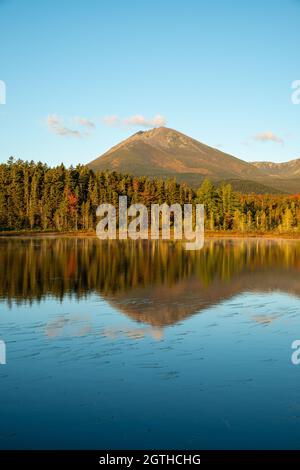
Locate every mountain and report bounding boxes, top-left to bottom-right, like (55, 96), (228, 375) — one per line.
(88, 127), (298, 194)
(252, 159), (300, 178)
(251, 159), (300, 194)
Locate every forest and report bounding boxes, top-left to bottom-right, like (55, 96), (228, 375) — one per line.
(0, 157), (299, 233)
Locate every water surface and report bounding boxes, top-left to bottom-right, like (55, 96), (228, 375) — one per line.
(0, 237), (300, 449)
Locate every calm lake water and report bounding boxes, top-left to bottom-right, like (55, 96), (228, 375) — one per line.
(1, 237), (300, 449)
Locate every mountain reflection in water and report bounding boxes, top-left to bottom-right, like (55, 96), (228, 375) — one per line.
(1, 237), (300, 326)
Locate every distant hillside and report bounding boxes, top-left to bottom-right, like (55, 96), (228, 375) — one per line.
(88, 127), (299, 194)
(253, 159), (300, 178)
(216, 179), (283, 194)
(251, 160), (300, 193)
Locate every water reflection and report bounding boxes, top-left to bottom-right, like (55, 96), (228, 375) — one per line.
(1, 237), (300, 449)
(1, 237), (300, 326)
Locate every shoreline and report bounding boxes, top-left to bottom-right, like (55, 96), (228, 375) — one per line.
(1, 229), (300, 241)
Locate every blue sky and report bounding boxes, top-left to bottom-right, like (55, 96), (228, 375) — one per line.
(0, 0), (300, 166)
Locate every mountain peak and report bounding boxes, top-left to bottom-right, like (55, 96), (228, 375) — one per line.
(131, 126), (181, 140)
(88, 127), (299, 194)
(128, 127), (204, 152)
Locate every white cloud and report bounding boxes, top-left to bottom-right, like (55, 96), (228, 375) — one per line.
(254, 131), (284, 144)
(103, 114), (167, 128)
(123, 114), (167, 128)
(47, 115), (95, 137)
(47, 115), (81, 137)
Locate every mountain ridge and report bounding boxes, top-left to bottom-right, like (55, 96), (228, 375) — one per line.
(252, 159), (300, 178)
(88, 127), (300, 194)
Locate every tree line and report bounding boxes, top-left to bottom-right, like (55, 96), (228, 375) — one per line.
(0, 157), (299, 233)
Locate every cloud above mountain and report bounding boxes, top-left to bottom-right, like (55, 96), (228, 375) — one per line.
(47, 115), (95, 137)
(254, 131), (284, 144)
(47, 112), (165, 136)
(103, 114), (167, 128)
